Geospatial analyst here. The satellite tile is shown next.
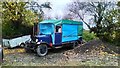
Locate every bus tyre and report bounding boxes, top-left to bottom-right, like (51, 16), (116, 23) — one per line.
(70, 41), (77, 49)
(37, 44), (48, 57)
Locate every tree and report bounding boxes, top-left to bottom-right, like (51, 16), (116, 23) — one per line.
(101, 3), (120, 46)
(25, 1), (51, 22)
(2, 1), (51, 38)
(69, 1), (120, 45)
(68, 0), (116, 34)
(68, 1), (91, 30)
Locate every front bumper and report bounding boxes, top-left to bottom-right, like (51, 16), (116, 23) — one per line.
(25, 41), (37, 50)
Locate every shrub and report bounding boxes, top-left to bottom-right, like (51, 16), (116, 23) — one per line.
(83, 30), (97, 42)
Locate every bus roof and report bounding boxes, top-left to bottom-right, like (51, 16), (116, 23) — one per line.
(39, 19), (83, 25)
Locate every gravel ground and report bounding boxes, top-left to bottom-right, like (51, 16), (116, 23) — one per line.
(1, 39), (120, 66)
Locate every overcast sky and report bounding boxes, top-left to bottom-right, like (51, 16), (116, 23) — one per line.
(33, 0), (118, 30)
(34, 0), (118, 17)
(34, 0), (72, 19)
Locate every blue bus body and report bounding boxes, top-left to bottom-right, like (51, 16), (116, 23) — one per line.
(35, 20), (83, 47)
(25, 20), (83, 56)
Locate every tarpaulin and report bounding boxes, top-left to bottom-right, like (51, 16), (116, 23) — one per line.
(39, 23), (54, 35)
(62, 24), (78, 42)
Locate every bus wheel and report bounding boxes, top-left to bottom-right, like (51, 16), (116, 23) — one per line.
(70, 41), (77, 49)
(37, 44), (48, 57)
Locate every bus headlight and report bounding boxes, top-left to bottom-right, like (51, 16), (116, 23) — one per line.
(36, 39), (38, 42)
(37, 42), (41, 44)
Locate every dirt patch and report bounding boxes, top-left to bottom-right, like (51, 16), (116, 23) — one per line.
(62, 39), (119, 66)
(2, 39), (120, 66)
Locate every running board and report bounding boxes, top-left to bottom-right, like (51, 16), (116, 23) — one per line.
(50, 46), (63, 49)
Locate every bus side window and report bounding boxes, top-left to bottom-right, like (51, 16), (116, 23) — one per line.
(56, 26), (61, 33)
(58, 27), (61, 33)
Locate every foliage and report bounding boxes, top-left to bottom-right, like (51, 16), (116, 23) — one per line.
(2, 2), (36, 38)
(2, 2), (51, 38)
(69, 1), (120, 46)
(68, 1), (115, 33)
(83, 30), (96, 42)
(25, 1), (51, 20)
(95, 1), (120, 46)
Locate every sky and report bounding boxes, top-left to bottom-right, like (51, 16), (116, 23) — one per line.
(35, 0), (72, 19)
(33, 0), (118, 30)
(34, 0), (90, 30)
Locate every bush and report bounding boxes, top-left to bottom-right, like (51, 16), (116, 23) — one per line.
(2, 2), (38, 39)
(83, 30), (97, 42)
(2, 20), (33, 39)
